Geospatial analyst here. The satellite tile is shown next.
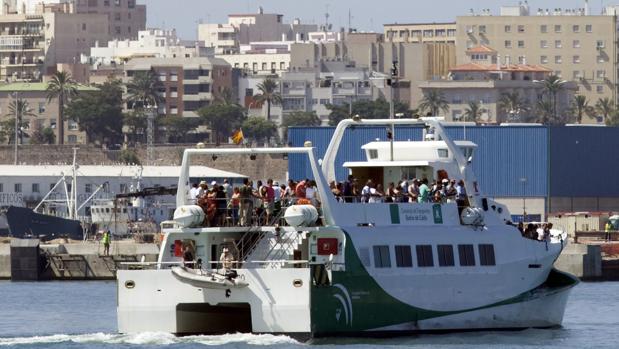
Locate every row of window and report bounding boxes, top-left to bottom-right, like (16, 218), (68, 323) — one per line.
(368, 244), (496, 269)
(234, 62), (287, 72)
(0, 183), (121, 194)
(388, 28), (457, 38)
(482, 24), (595, 34)
(502, 39), (605, 50)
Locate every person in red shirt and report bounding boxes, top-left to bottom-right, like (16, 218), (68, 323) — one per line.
(295, 179), (308, 199)
(261, 179), (276, 224)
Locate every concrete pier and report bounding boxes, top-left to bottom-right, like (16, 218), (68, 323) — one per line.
(555, 243), (603, 280)
(0, 239), (159, 280)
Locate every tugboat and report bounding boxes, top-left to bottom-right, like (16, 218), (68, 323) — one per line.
(117, 118), (578, 338)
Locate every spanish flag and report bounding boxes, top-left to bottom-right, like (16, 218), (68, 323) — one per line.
(231, 129), (244, 145)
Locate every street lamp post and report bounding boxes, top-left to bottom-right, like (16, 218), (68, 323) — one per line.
(12, 92), (19, 165)
(520, 177), (527, 222)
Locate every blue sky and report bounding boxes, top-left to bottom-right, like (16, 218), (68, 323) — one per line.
(140, 1), (602, 40)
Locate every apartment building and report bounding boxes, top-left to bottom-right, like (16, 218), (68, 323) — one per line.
(384, 22), (457, 44)
(198, 8), (317, 54)
(457, 4), (617, 122)
(0, 82), (98, 144)
(419, 45), (576, 123)
(123, 57), (232, 118)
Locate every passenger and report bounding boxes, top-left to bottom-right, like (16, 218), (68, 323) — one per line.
(418, 178), (430, 203)
(526, 223), (538, 240)
(306, 180), (318, 206)
(445, 179), (457, 203)
(385, 182), (396, 203)
(370, 184), (384, 203)
(189, 183), (200, 204)
(518, 222), (525, 236)
(361, 180), (373, 203)
(238, 178), (254, 226)
(273, 181), (282, 217)
(222, 179), (232, 199)
(330, 181), (342, 202)
(343, 175), (354, 203)
(605, 220), (613, 242)
(215, 184), (227, 226)
(182, 245), (195, 268)
(456, 180), (467, 207)
(231, 187), (240, 225)
(197, 180), (208, 199)
(261, 179), (276, 224)
(352, 178), (361, 202)
(433, 182), (445, 203)
(219, 247), (234, 271)
(102, 229), (111, 256)
(295, 179), (308, 198)
(400, 177), (409, 198)
(408, 178), (420, 203)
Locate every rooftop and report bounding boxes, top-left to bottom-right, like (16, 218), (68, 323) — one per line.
(466, 45), (497, 54)
(125, 57), (230, 69)
(0, 165), (246, 179)
(0, 82), (98, 92)
(450, 63), (552, 73)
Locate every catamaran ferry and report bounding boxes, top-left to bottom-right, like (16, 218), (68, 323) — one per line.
(117, 118), (578, 338)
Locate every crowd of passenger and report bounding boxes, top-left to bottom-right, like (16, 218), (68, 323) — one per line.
(334, 175), (468, 206)
(516, 222), (554, 241)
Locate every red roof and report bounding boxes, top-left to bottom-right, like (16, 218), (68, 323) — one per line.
(450, 63), (552, 73)
(466, 45), (497, 54)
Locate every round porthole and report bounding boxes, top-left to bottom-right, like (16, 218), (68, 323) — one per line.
(125, 280), (135, 289)
(293, 279), (303, 288)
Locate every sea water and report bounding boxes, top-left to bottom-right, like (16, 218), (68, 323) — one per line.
(0, 281), (617, 348)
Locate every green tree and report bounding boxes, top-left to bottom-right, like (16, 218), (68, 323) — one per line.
(46, 71), (78, 144)
(606, 111), (619, 126)
(159, 116), (200, 143)
(65, 78), (124, 145)
(6, 98), (35, 144)
(281, 111), (321, 139)
(418, 89), (449, 116)
(119, 149), (141, 165)
(569, 95), (594, 124)
(125, 70), (163, 109)
(498, 92), (529, 121)
(123, 110), (147, 145)
(29, 126), (56, 145)
(464, 101), (482, 122)
(537, 75), (566, 124)
(198, 104), (246, 145)
(535, 100), (554, 124)
(242, 117), (278, 145)
(0, 118), (28, 144)
(595, 97), (615, 123)
(253, 78), (282, 121)
(214, 87), (237, 106)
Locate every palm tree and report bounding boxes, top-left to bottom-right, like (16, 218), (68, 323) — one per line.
(498, 92), (529, 121)
(46, 71), (78, 144)
(537, 75), (566, 123)
(214, 87), (237, 106)
(535, 100), (554, 124)
(464, 101), (482, 122)
(126, 70), (163, 109)
(418, 89), (449, 116)
(595, 97), (615, 123)
(570, 95), (594, 124)
(253, 78), (282, 121)
(7, 99), (35, 144)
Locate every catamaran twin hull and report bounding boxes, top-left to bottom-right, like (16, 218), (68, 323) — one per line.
(117, 226), (578, 338)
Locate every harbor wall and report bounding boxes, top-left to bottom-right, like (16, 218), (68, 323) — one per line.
(555, 243), (603, 280)
(0, 145), (288, 182)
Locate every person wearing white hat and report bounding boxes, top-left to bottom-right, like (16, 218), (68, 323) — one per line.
(197, 180), (208, 198)
(219, 247), (234, 271)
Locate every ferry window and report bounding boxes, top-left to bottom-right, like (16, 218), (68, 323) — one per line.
(359, 247), (371, 267)
(438, 149), (448, 158)
(32, 183), (39, 193)
(105, 208), (110, 213)
(14, 183), (22, 193)
(458, 244), (476, 266)
(479, 244), (496, 266)
(437, 245), (455, 267)
(368, 149), (378, 159)
(416, 245), (434, 267)
(395, 245), (413, 267)
(123, 208), (127, 213)
(373, 245), (391, 268)
(0, 183), (3, 192)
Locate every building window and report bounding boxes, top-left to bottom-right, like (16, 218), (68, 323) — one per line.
(517, 25), (525, 33)
(85, 183), (92, 193)
(416, 245), (434, 267)
(572, 25), (580, 33)
(32, 183), (39, 193)
(518, 55), (525, 64)
(598, 56), (606, 63)
(597, 85), (604, 93)
(540, 40), (547, 48)
(554, 25), (561, 33)
(504, 25), (511, 33)
(597, 40), (605, 49)
(586, 24), (592, 33)
(555, 70), (562, 77)
(516, 40), (524, 48)
(479, 25), (486, 34)
(554, 40), (562, 48)
(68, 120), (79, 130)
(68, 135), (78, 143)
(573, 71), (582, 79)
(504, 40), (512, 48)
(437, 245), (455, 267)
(458, 244), (476, 266)
(38, 102), (45, 113)
(14, 183), (22, 193)
(555, 55), (562, 64)
(478, 244), (496, 266)
(540, 25), (547, 33)
(82, 23), (87, 31)
(573, 40), (581, 48)
(395, 245), (413, 267)
(540, 56), (548, 64)
(597, 70), (606, 79)
(573, 55), (581, 64)
(373, 245), (391, 268)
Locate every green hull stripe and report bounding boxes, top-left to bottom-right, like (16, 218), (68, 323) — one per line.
(310, 230), (578, 333)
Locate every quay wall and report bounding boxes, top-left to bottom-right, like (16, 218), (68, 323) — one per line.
(0, 145), (288, 182)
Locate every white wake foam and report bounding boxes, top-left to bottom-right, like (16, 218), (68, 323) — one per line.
(0, 332), (300, 347)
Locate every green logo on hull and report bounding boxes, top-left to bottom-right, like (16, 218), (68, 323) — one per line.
(432, 204), (443, 224)
(389, 204), (400, 224)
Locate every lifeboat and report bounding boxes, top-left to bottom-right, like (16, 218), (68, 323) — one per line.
(170, 266), (249, 289)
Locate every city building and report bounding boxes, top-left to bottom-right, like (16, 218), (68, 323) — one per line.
(419, 45), (576, 122)
(384, 22), (457, 44)
(0, 82), (98, 144)
(16, 0), (146, 39)
(84, 29), (209, 67)
(197, 8), (318, 54)
(123, 57), (232, 118)
(456, 3), (617, 123)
